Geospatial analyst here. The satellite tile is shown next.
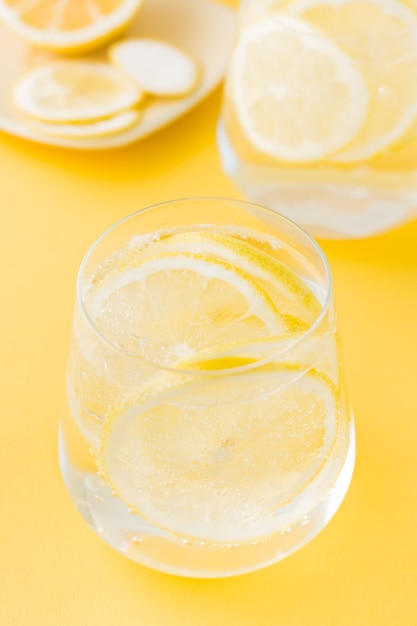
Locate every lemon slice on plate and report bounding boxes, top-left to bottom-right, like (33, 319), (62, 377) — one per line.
(14, 61), (143, 123)
(100, 365), (339, 542)
(290, 0), (417, 162)
(28, 109), (141, 138)
(230, 14), (369, 162)
(109, 38), (200, 97)
(85, 250), (287, 364)
(0, 0), (144, 52)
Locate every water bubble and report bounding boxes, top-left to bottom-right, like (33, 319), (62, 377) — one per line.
(181, 539), (192, 546)
(376, 86), (389, 99)
(131, 536), (143, 545)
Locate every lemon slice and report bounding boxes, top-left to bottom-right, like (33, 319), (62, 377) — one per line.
(29, 109), (140, 138)
(14, 61), (143, 123)
(147, 230), (321, 327)
(290, 0), (417, 162)
(109, 38), (200, 97)
(230, 14), (369, 162)
(0, 0), (143, 52)
(100, 367), (339, 542)
(86, 251), (286, 364)
(185, 331), (340, 382)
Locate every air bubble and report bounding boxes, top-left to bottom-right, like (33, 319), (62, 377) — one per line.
(131, 536), (143, 545)
(181, 539), (192, 546)
(376, 86), (389, 99)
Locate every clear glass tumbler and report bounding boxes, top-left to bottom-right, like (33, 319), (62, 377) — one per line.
(218, 0), (417, 239)
(59, 197), (355, 578)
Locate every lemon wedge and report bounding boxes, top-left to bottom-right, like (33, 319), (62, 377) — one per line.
(290, 0), (417, 162)
(0, 0), (143, 52)
(100, 366), (339, 542)
(14, 61), (143, 123)
(109, 38), (200, 97)
(230, 14), (369, 162)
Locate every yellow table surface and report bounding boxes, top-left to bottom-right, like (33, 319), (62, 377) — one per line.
(1, 3), (417, 623)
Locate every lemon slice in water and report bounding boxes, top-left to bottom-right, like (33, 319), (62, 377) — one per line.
(230, 14), (369, 162)
(290, 0), (417, 162)
(146, 230), (322, 328)
(100, 365), (339, 542)
(86, 250), (286, 364)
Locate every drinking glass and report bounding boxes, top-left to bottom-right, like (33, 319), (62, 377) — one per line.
(59, 197), (355, 577)
(218, 0), (417, 239)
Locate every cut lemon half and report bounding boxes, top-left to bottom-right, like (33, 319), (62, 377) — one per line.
(146, 230), (321, 327)
(100, 367), (339, 542)
(86, 251), (286, 365)
(14, 61), (143, 123)
(0, 0), (144, 52)
(29, 109), (140, 138)
(230, 14), (369, 162)
(290, 0), (417, 162)
(109, 38), (200, 97)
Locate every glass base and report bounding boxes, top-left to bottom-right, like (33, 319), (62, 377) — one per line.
(217, 121), (417, 240)
(59, 419), (356, 579)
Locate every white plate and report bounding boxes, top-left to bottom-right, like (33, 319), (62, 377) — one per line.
(0, 0), (236, 150)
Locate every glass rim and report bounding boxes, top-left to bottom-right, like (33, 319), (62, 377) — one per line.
(76, 196), (333, 376)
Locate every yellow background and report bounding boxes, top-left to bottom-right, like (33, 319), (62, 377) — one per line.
(1, 1), (417, 623)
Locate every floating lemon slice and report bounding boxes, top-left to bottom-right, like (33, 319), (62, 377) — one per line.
(185, 331), (340, 383)
(86, 251), (286, 364)
(147, 230), (321, 327)
(100, 365), (339, 542)
(109, 38), (200, 97)
(29, 109), (141, 138)
(14, 61), (143, 123)
(0, 0), (144, 52)
(230, 14), (369, 162)
(290, 0), (417, 162)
